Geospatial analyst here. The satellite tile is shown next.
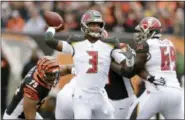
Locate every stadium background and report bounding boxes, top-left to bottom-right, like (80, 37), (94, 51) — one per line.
(1, 1), (184, 119)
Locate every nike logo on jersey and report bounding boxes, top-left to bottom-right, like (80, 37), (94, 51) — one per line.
(119, 108), (124, 110)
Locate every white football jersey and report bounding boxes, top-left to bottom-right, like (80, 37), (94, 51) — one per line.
(145, 38), (180, 88)
(62, 40), (126, 89)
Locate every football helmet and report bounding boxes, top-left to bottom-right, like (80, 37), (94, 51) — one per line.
(37, 56), (60, 86)
(135, 17), (162, 42)
(81, 10), (105, 38)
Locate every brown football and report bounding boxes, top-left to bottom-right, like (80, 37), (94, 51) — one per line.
(44, 11), (64, 28)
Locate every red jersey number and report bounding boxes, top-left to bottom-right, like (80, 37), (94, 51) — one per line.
(160, 46), (176, 71)
(86, 51), (98, 73)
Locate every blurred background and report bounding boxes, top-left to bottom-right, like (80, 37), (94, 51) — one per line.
(1, 1), (184, 119)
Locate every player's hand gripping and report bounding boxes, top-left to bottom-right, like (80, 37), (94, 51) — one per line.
(119, 43), (136, 59)
(147, 75), (166, 86)
(53, 24), (64, 32)
(119, 43), (136, 67)
(45, 24), (63, 42)
(47, 24), (63, 33)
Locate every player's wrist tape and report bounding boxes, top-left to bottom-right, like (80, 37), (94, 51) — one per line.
(147, 75), (166, 86)
(146, 75), (152, 80)
(46, 27), (55, 35)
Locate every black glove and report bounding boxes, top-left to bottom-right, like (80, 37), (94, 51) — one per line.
(147, 75), (166, 86)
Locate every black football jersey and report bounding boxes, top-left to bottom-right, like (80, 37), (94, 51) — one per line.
(105, 69), (135, 100)
(6, 67), (51, 118)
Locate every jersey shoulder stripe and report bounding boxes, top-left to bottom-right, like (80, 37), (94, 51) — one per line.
(24, 87), (39, 100)
(25, 84), (38, 93)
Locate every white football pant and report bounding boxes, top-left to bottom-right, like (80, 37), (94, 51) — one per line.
(72, 87), (114, 119)
(109, 95), (137, 119)
(127, 87), (184, 119)
(55, 83), (74, 119)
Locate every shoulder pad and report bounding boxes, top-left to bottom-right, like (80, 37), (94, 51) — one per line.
(136, 41), (149, 53)
(67, 34), (85, 44)
(102, 37), (120, 48)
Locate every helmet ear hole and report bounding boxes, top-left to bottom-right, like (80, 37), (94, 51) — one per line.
(100, 22), (104, 28)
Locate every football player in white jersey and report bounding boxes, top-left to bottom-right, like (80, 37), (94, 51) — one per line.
(44, 10), (135, 119)
(54, 29), (166, 119)
(127, 17), (184, 119)
(55, 31), (138, 119)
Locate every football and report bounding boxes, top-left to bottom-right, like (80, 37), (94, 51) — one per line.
(44, 11), (64, 30)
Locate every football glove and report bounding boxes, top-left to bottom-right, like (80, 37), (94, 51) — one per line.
(147, 75), (166, 86)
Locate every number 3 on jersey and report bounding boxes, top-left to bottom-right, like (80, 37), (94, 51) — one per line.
(160, 46), (176, 71)
(87, 51), (98, 73)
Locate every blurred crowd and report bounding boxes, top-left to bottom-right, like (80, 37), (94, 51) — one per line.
(1, 1), (184, 37)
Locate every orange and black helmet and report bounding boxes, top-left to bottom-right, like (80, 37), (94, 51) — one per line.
(36, 56), (60, 86)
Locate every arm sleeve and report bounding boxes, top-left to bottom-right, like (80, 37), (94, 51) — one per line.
(62, 41), (74, 55)
(45, 27), (74, 54)
(111, 49), (126, 64)
(44, 27), (59, 50)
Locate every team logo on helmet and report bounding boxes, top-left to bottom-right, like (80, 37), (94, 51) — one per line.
(81, 10), (105, 38)
(134, 17), (162, 43)
(82, 13), (91, 23)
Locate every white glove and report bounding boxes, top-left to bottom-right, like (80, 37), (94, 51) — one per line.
(120, 44), (136, 67)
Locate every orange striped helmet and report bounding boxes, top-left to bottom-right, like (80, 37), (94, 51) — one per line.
(37, 56), (60, 86)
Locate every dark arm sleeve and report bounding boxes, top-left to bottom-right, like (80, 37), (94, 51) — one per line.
(44, 31), (59, 49)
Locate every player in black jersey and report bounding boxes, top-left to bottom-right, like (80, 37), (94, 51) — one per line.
(104, 62), (136, 119)
(3, 56), (71, 119)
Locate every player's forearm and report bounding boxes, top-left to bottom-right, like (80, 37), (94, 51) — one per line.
(111, 61), (134, 78)
(120, 60), (134, 78)
(138, 69), (166, 86)
(23, 97), (37, 119)
(121, 67), (135, 78)
(24, 110), (36, 119)
(138, 69), (150, 80)
(110, 61), (123, 75)
(45, 27), (62, 51)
